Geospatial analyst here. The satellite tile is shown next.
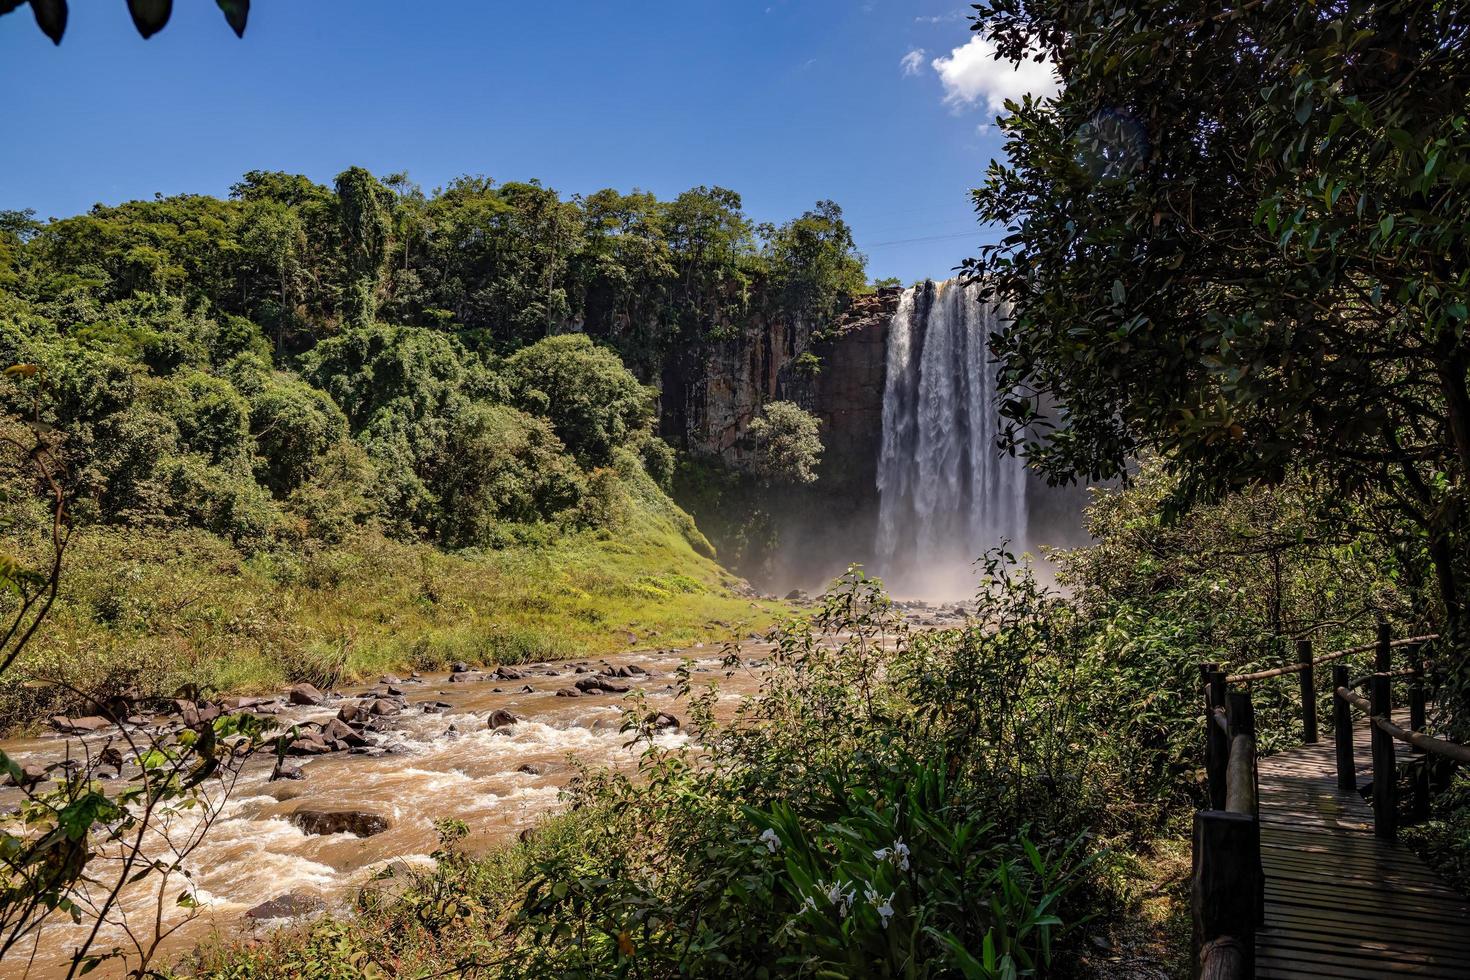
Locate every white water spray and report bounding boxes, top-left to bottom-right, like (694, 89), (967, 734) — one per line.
(875, 279), (1028, 597)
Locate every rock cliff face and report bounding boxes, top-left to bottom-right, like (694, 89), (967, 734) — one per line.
(661, 288), (901, 588)
(662, 288), (898, 488)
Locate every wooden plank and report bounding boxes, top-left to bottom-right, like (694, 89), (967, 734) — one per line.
(1248, 712), (1470, 978)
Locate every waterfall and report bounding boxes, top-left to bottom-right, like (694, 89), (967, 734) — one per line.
(874, 278), (1028, 597)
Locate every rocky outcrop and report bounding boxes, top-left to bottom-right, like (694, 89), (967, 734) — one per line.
(664, 289), (898, 486)
(663, 288), (900, 589)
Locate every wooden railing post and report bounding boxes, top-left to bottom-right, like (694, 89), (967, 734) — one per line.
(1370, 671), (1397, 840)
(1193, 810), (1258, 980)
(1297, 638), (1317, 743)
(1409, 645), (1427, 751)
(1203, 664), (1228, 811)
(1409, 647), (1430, 820)
(1333, 664), (1355, 792)
(1375, 620), (1392, 674)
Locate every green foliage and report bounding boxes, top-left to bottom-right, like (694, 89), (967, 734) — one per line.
(969, 0), (1470, 719)
(431, 402), (584, 547)
(334, 167), (394, 329)
(759, 200), (868, 326)
(746, 400), (824, 485)
(502, 334), (656, 467)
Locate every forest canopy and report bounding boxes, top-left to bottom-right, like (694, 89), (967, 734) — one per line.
(0, 169), (868, 552)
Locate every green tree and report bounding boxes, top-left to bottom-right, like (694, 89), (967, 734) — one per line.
(334, 167), (393, 330)
(501, 334), (656, 467)
(759, 201), (867, 325)
(969, 1), (1470, 678)
(746, 400), (823, 485)
(430, 403), (585, 547)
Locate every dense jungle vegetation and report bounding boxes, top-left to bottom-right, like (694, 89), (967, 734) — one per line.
(0, 171), (863, 727)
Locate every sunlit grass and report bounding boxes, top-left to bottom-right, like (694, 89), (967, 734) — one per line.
(4, 472), (784, 731)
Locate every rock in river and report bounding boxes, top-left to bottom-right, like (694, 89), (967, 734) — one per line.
(247, 893), (326, 919)
(292, 809), (391, 838)
(487, 709), (519, 730)
(48, 715), (112, 734)
(288, 683), (326, 706)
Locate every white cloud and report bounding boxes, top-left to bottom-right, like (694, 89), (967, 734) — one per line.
(900, 49), (927, 76)
(930, 35), (1060, 113)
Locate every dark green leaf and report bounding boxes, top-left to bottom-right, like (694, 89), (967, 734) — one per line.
(30, 0), (65, 44)
(127, 0), (171, 39)
(216, 0), (247, 37)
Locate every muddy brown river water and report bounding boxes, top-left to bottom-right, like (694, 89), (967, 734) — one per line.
(0, 602), (963, 978)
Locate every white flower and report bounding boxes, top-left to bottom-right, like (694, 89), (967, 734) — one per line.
(821, 879), (856, 917)
(758, 828), (781, 853)
(876, 838), (911, 871)
(875, 893), (895, 928)
(802, 895), (817, 912)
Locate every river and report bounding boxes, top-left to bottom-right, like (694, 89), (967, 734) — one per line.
(0, 601), (963, 978)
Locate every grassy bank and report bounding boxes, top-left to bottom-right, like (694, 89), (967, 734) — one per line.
(4, 469), (782, 732)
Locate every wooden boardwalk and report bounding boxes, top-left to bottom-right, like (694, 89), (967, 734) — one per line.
(1255, 722), (1470, 978)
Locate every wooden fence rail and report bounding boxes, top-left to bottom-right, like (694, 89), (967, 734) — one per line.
(1192, 624), (1470, 979)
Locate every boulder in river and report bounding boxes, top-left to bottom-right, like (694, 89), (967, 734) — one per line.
(575, 675), (630, 695)
(649, 712), (680, 731)
(247, 893), (325, 920)
(270, 763), (306, 782)
(222, 695), (274, 711)
(322, 718), (368, 747)
(288, 683), (326, 706)
(487, 709), (519, 731)
(450, 661), (471, 673)
(292, 808), (391, 838)
(369, 698), (400, 717)
(494, 666), (526, 680)
(48, 715), (112, 734)
(337, 703), (366, 724)
(5, 763), (47, 788)
(173, 699), (222, 729)
(285, 732), (334, 756)
(448, 672), (482, 683)
(554, 688), (582, 698)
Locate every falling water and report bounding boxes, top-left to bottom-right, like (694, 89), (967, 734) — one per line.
(875, 278), (1028, 597)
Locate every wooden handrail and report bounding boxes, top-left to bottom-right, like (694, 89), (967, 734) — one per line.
(1226, 634), (1438, 683)
(1371, 713), (1470, 764)
(1336, 684), (1470, 764)
(1196, 625), (1461, 977)
(1195, 688), (1261, 979)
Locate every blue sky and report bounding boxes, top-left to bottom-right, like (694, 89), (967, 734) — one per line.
(1, 1), (1055, 284)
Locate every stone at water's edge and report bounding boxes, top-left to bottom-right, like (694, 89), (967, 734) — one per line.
(288, 683), (326, 706)
(48, 715), (112, 734)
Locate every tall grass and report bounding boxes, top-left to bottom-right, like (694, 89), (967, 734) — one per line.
(3, 477), (780, 731)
